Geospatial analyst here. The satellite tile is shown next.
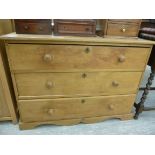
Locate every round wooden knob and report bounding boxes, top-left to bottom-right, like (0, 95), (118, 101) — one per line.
(85, 47), (90, 53)
(46, 81), (54, 89)
(24, 25), (29, 30)
(81, 99), (86, 103)
(39, 27), (43, 31)
(118, 55), (126, 62)
(48, 109), (55, 115)
(109, 104), (114, 110)
(82, 73), (87, 78)
(43, 54), (53, 62)
(85, 27), (90, 31)
(122, 28), (126, 32)
(112, 81), (119, 87)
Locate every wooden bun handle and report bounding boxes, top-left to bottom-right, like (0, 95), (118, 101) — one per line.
(118, 55), (126, 62)
(48, 109), (55, 115)
(109, 104), (114, 110)
(112, 81), (119, 87)
(43, 54), (53, 62)
(46, 81), (54, 89)
(122, 28), (126, 32)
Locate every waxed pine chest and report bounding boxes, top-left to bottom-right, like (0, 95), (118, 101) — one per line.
(0, 33), (153, 129)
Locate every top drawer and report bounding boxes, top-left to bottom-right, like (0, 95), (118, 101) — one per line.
(7, 44), (150, 71)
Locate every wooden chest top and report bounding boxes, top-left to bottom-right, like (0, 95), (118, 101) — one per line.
(0, 33), (155, 46)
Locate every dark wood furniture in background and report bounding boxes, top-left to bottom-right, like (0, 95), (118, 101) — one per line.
(134, 19), (155, 119)
(54, 19), (96, 36)
(97, 19), (142, 37)
(14, 19), (52, 35)
(134, 46), (155, 119)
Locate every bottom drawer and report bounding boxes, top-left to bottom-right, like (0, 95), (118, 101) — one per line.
(19, 94), (136, 123)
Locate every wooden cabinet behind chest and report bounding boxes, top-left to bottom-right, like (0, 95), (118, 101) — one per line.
(0, 47), (17, 122)
(97, 19), (142, 37)
(0, 20), (17, 123)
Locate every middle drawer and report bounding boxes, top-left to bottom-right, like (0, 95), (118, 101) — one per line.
(14, 72), (142, 99)
(7, 44), (150, 71)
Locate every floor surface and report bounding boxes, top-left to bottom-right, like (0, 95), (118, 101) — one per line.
(0, 66), (155, 135)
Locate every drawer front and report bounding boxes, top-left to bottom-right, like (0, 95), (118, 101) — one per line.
(19, 94), (135, 122)
(7, 44), (150, 71)
(55, 23), (95, 35)
(15, 22), (52, 34)
(106, 23), (139, 37)
(15, 72), (142, 99)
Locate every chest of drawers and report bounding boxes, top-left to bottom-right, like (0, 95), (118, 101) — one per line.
(1, 33), (154, 129)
